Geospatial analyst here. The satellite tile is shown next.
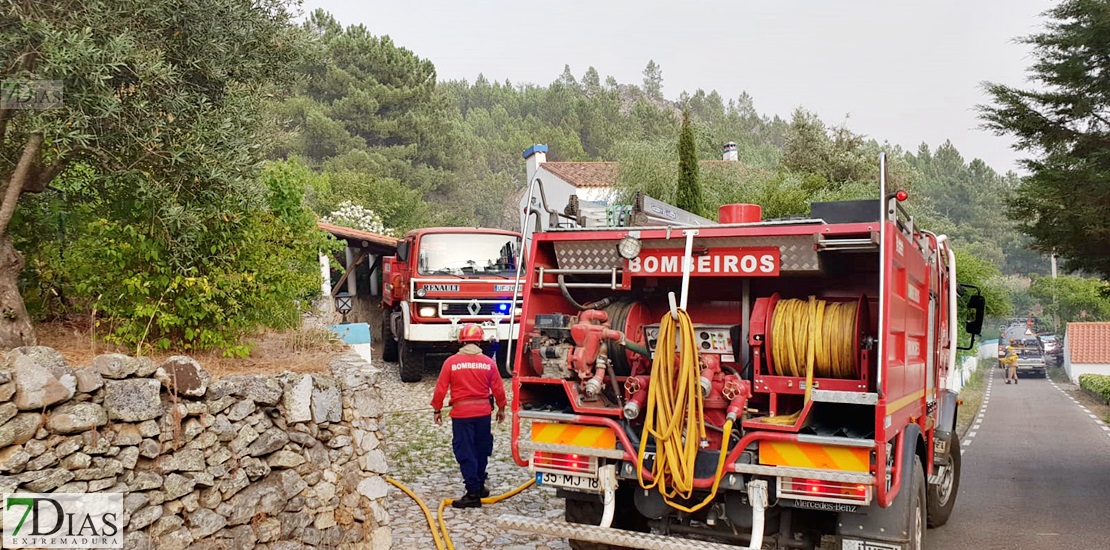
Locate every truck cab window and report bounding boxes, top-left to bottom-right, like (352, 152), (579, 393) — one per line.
(417, 233), (522, 276)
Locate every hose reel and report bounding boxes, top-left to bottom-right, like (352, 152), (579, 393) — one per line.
(764, 294), (868, 381)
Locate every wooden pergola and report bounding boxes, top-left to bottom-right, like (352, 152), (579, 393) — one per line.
(316, 221), (398, 316)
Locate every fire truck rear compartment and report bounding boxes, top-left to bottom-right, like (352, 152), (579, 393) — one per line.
(517, 228), (882, 405)
(513, 226), (895, 547)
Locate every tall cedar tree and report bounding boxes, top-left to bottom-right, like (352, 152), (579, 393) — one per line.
(980, 0), (1110, 279)
(676, 110), (704, 216)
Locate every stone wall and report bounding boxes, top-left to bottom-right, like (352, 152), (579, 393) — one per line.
(0, 347), (391, 550)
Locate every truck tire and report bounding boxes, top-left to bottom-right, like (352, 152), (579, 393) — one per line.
(381, 312), (398, 362)
(926, 432), (960, 527)
(909, 456), (927, 550)
(564, 486), (648, 550)
(399, 339), (425, 383)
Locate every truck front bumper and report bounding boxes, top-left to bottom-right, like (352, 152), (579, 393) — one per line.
(406, 321), (520, 343)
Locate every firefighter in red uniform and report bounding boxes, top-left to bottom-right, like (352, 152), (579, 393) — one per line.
(431, 323), (508, 508)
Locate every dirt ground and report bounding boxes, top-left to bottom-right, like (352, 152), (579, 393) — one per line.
(33, 319), (348, 378)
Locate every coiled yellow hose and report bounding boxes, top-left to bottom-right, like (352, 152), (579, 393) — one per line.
(388, 477), (536, 550)
(770, 297), (857, 381)
(636, 308), (733, 513)
(763, 296), (858, 425)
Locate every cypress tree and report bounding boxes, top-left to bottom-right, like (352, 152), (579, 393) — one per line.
(676, 110), (704, 216)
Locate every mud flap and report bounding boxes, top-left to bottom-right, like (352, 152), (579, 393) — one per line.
(933, 389), (959, 452)
(835, 425), (921, 548)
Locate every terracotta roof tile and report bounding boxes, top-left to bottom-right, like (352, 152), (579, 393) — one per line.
(540, 162), (620, 188)
(1067, 322), (1110, 364)
(540, 160), (757, 189)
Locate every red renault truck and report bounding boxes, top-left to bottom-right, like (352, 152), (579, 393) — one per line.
(381, 227), (523, 382)
(498, 155), (985, 550)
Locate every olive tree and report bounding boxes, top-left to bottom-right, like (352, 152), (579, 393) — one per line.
(1, 0), (304, 347)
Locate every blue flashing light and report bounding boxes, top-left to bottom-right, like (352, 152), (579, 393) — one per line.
(523, 144), (548, 159)
(498, 303), (510, 313)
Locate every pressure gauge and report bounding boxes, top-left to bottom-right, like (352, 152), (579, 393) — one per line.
(617, 235), (642, 260)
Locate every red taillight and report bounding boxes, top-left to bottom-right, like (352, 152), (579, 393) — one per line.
(895, 190), (909, 201)
(786, 478), (871, 501)
(533, 451), (590, 472)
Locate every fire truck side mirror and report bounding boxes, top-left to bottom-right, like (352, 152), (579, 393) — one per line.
(396, 240), (411, 262)
(965, 295), (986, 336)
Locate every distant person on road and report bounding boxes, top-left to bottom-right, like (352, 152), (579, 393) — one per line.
(1002, 345), (1019, 384)
(431, 323), (508, 509)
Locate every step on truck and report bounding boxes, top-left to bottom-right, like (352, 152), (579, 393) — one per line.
(499, 153), (985, 550)
(381, 227), (523, 382)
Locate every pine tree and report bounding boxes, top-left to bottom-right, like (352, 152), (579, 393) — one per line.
(642, 60), (663, 100)
(980, 0), (1110, 279)
(676, 110), (704, 216)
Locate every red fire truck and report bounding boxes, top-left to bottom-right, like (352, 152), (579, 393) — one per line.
(499, 155), (985, 550)
(381, 227), (523, 382)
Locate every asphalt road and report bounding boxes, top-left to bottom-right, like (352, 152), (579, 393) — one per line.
(929, 366), (1110, 549)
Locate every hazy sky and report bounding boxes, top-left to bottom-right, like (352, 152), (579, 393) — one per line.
(303, 0), (1057, 173)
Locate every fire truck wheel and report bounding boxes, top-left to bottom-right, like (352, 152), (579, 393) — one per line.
(399, 340), (425, 383)
(564, 486), (648, 550)
(926, 432), (960, 528)
(381, 313), (398, 362)
(909, 455), (926, 550)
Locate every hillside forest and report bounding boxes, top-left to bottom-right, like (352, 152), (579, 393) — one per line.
(4, 3), (1108, 354)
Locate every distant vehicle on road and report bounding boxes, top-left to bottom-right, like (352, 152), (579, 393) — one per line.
(1039, 334), (1063, 367)
(998, 324), (1048, 378)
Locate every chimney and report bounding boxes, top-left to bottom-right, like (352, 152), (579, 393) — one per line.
(524, 144), (548, 184)
(722, 142), (738, 162)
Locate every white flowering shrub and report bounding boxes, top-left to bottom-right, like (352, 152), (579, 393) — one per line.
(322, 201), (394, 236)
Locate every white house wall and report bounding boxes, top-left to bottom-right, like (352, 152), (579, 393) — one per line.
(1061, 333), (1110, 383)
(519, 167), (576, 233)
(1066, 363), (1110, 383)
(577, 187), (617, 203)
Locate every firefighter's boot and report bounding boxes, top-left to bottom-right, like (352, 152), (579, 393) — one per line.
(480, 484), (490, 498)
(452, 491), (482, 509)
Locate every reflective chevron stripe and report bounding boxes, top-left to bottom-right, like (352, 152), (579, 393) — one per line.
(758, 441), (871, 472)
(530, 422), (616, 449)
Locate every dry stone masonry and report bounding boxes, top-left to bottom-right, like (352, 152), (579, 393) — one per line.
(0, 347), (391, 550)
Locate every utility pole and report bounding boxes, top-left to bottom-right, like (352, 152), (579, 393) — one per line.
(1051, 250), (1059, 334)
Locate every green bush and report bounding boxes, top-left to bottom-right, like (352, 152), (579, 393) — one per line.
(16, 160), (338, 356)
(1078, 374), (1110, 402)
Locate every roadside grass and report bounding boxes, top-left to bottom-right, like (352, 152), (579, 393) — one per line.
(36, 319), (346, 378)
(956, 359), (990, 436)
(1049, 366), (1110, 424)
(1047, 364), (1070, 385)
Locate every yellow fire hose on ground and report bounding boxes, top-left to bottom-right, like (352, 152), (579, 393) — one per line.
(763, 297), (858, 425)
(636, 308), (733, 513)
(386, 477), (535, 550)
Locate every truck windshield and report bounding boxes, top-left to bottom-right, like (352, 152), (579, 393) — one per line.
(417, 233), (520, 276)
